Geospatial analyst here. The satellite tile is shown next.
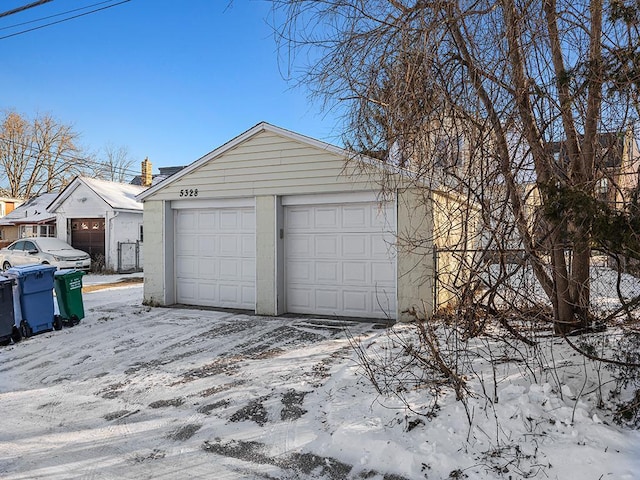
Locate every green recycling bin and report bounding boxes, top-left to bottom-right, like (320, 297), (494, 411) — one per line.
(54, 270), (85, 326)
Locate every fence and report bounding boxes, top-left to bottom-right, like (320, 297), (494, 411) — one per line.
(117, 241), (142, 273)
(433, 246), (640, 321)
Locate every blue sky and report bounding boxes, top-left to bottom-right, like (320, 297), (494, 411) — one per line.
(0, 0), (340, 177)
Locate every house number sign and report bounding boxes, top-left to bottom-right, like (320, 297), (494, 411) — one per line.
(179, 189), (198, 197)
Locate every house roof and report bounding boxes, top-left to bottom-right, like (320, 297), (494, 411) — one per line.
(49, 177), (146, 213)
(137, 122), (362, 201)
(0, 192), (57, 225)
(546, 132), (632, 169)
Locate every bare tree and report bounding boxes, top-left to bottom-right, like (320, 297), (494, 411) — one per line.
(274, 0), (640, 333)
(96, 143), (135, 183)
(0, 111), (85, 198)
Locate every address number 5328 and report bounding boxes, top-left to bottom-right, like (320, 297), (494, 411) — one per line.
(179, 189), (198, 197)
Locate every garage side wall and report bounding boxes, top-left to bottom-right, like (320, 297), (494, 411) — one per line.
(397, 188), (435, 321)
(142, 200), (171, 306)
(432, 190), (478, 310)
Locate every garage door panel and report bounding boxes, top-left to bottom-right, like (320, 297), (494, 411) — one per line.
(241, 235), (255, 256)
(176, 256), (198, 276)
(315, 236), (338, 256)
(198, 235), (217, 254)
(175, 206), (255, 310)
(219, 284), (240, 303)
(287, 235), (311, 257)
(219, 235), (240, 256)
(176, 235), (197, 255)
(372, 262), (395, 284)
(176, 211), (197, 230)
(220, 211), (240, 230)
(342, 235), (368, 256)
(315, 208), (338, 228)
(315, 289), (339, 310)
(177, 281), (197, 302)
(285, 200), (396, 319)
(343, 290), (368, 313)
(197, 283), (218, 303)
(198, 258), (217, 279)
(199, 211), (217, 231)
(316, 262), (339, 282)
(371, 234), (395, 257)
(288, 261), (312, 282)
(288, 287), (312, 310)
(342, 262), (368, 284)
(342, 206), (367, 228)
(287, 208), (311, 228)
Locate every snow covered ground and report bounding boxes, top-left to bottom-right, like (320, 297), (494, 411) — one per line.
(1, 280), (640, 479)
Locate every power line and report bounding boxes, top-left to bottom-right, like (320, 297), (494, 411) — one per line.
(0, 0), (116, 32)
(0, 136), (143, 179)
(0, 0), (131, 41)
(0, 0), (54, 19)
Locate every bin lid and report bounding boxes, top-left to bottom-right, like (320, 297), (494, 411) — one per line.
(7, 264), (58, 276)
(54, 269), (86, 277)
(0, 274), (14, 285)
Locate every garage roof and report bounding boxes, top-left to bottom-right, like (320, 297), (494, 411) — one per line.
(49, 177), (147, 213)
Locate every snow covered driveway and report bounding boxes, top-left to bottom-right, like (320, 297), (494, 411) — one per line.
(4, 280), (640, 480)
(0, 283), (392, 480)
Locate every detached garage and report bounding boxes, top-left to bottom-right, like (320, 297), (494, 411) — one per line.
(138, 123), (452, 321)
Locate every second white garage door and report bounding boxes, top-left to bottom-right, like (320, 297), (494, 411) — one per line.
(285, 198), (396, 319)
(175, 206), (255, 309)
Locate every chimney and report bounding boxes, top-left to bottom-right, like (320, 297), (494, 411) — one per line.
(141, 157), (152, 187)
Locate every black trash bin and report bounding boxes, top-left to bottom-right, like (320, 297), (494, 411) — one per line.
(0, 275), (19, 345)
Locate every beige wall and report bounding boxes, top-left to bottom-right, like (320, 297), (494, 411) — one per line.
(396, 188), (435, 320)
(431, 190), (480, 310)
(145, 130), (382, 201)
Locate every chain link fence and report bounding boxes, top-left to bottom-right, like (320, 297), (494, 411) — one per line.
(434, 246), (640, 322)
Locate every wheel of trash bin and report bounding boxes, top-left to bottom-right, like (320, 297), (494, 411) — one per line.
(53, 315), (63, 331)
(20, 320), (32, 338)
(11, 326), (21, 343)
(2, 261), (10, 270)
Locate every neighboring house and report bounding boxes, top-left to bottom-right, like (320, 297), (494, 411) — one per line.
(0, 196), (22, 218)
(48, 177), (146, 272)
(138, 122), (468, 321)
(0, 193), (57, 247)
(545, 128), (640, 207)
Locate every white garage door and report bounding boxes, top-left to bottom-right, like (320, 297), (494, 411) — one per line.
(175, 206), (255, 309)
(285, 199), (396, 319)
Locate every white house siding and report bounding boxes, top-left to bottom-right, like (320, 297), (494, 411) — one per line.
(141, 126), (439, 321)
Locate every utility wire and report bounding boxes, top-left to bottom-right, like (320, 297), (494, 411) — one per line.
(0, 0), (131, 41)
(0, 0), (116, 32)
(0, 136), (144, 179)
(0, 0), (53, 19)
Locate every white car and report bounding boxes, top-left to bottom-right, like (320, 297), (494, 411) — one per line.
(0, 237), (91, 271)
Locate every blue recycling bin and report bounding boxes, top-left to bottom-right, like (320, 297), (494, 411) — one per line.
(8, 264), (59, 337)
(0, 275), (16, 345)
